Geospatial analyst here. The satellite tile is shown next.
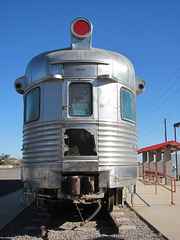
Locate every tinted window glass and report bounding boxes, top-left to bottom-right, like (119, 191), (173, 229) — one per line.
(69, 83), (92, 116)
(121, 89), (135, 122)
(25, 88), (40, 123)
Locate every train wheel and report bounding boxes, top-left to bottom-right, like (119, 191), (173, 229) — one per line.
(105, 188), (114, 213)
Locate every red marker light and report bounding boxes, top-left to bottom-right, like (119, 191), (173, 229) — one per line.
(73, 20), (90, 36)
(71, 18), (92, 39)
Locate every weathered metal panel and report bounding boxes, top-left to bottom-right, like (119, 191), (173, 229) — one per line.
(62, 161), (98, 172)
(98, 122), (137, 165)
(98, 81), (118, 121)
(22, 122), (62, 165)
(22, 165), (62, 188)
(109, 165), (137, 188)
(43, 81), (62, 121)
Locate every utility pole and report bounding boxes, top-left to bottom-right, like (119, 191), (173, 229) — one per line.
(164, 117), (172, 142)
(164, 118), (167, 142)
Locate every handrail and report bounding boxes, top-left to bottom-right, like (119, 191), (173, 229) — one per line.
(139, 163), (176, 205)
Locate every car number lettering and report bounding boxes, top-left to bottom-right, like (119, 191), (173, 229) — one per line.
(76, 68), (86, 71)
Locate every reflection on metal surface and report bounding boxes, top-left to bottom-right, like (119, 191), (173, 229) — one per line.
(14, 17), (145, 208)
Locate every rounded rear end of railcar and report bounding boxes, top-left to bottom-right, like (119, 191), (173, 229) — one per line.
(15, 18), (145, 210)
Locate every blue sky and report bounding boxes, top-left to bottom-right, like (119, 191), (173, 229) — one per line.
(1, 0), (180, 158)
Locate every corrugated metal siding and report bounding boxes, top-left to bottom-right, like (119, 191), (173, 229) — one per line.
(22, 122), (62, 165)
(22, 120), (137, 167)
(98, 122), (137, 165)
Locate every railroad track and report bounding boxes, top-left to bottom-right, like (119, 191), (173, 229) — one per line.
(0, 201), (166, 239)
(24, 205), (50, 238)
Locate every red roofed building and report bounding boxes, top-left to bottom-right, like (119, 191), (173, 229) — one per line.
(138, 141), (180, 184)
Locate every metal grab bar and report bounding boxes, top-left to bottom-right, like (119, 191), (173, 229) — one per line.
(139, 164), (176, 205)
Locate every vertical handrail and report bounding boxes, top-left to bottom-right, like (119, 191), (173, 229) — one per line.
(140, 163), (176, 205)
(143, 165), (146, 186)
(171, 178), (174, 205)
(155, 170), (157, 194)
(174, 177), (176, 192)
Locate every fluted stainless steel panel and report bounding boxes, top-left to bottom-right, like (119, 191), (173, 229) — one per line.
(98, 122), (137, 165)
(22, 121), (62, 165)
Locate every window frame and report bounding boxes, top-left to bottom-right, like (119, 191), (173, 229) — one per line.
(24, 87), (40, 124)
(121, 88), (135, 123)
(69, 82), (93, 117)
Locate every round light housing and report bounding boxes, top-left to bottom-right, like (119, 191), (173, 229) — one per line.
(71, 18), (92, 39)
(73, 20), (89, 36)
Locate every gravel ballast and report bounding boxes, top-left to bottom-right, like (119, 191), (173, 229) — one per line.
(0, 202), (167, 240)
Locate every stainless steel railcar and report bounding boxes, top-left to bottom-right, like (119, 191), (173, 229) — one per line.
(15, 18), (145, 212)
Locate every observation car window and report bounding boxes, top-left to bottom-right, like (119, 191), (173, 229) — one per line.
(121, 89), (135, 122)
(69, 83), (92, 116)
(25, 88), (40, 123)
